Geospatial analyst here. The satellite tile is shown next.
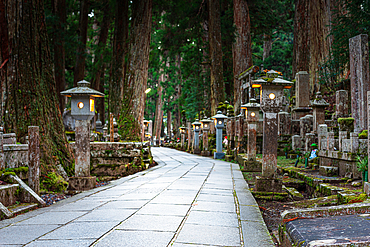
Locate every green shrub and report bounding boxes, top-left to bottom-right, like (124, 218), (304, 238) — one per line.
(359, 130), (368, 139)
(41, 172), (68, 193)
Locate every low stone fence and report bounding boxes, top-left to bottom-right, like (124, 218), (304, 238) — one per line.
(70, 141), (152, 178)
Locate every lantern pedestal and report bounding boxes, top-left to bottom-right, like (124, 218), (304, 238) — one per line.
(201, 150), (211, 156)
(68, 176), (96, 191)
(255, 176), (282, 192)
(214, 152), (225, 159)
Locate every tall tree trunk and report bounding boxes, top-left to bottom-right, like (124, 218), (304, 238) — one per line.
(121, 0), (152, 140)
(2, 0), (73, 175)
(109, 0), (128, 117)
(209, 0), (224, 115)
(92, 2), (110, 125)
(167, 109), (172, 139)
(73, 0), (89, 86)
(52, 0), (66, 113)
(232, 0), (252, 113)
(292, 0), (309, 78)
(0, 0), (10, 123)
(263, 34), (272, 61)
(154, 76), (163, 144)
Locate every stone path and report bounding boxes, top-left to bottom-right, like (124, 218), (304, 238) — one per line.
(0, 147), (274, 247)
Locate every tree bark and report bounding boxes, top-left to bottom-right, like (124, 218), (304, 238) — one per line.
(232, 0), (252, 113)
(208, 0), (224, 115)
(154, 76), (163, 145)
(263, 34), (272, 61)
(52, 0), (66, 113)
(121, 0), (152, 140)
(1, 0), (73, 175)
(91, 2), (110, 125)
(292, 0), (309, 78)
(0, 0), (10, 123)
(109, 0), (128, 117)
(73, 0), (89, 86)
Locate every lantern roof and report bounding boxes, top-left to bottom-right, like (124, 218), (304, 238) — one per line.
(211, 111), (228, 120)
(311, 91), (329, 107)
(251, 72), (293, 87)
(242, 98), (260, 109)
(61, 80), (104, 97)
(179, 126), (186, 130)
(200, 117), (212, 124)
(192, 119), (202, 126)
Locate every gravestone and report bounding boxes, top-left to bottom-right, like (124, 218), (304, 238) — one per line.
(349, 34), (370, 132)
(336, 90), (349, 119)
(312, 91), (329, 132)
(292, 71), (312, 120)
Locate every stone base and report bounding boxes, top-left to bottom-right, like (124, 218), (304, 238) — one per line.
(193, 148), (201, 154)
(214, 152), (225, 160)
(364, 182), (370, 196)
(291, 107), (312, 120)
(241, 161), (262, 172)
(255, 176), (282, 192)
(201, 150), (210, 156)
(68, 176), (96, 191)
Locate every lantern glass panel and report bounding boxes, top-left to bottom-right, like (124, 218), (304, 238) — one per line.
(77, 102), (84, 109)
(90, 98), (95, 112)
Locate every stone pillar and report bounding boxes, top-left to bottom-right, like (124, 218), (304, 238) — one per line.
(238, 116), (245, 153)
(292, 135), (302, 150)
(292, 71), (312, 120)
(75, 120), (90, 177)
(350, 132), (359, 153)
(110, 113), (114, 142)
(300, 115), (313, 138)
(230, 117), (235, 150)
(318, 124), (328, 150)
(193, 129), (200, 154)
(234, 117), (239, 150)
(295, 71), (310, 108)
(368, 91), (370, 182)
(148, 120), (153, 145)
(336, 90), (349, 118)
(278, 112), (291, 136)
(28, 126), (40, 198)
(247, 122), (257, 161)
(203, 130), (209, 151)
(338, 131), (348, 151)
(215, 127), (224, 156)
(187, 121), (192, 151)
(262, 112), (279, 178)
(0, 132), (3, 170)
(349, 34), (370, 132)
(305, 133), (316, 152)
(327, 132), (335, 151)
(181, 132), (185, 148)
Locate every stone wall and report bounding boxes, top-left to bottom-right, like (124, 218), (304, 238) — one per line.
(70, 142), (152, 177)
(4, 144), (29, 169)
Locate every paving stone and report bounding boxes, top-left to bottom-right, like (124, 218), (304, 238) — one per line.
(192, 201), (236, 213)
(50, 200), (106, 212)
(150, 195), (196, 205)
(94, 230), (174, 247)
(74, 208), (136, 222)
(116, 214), (184, 232)
(97, 200), (147, 209)
(137, 203), (190, 216)
(241, 221), (275, 247)
(239, 205), (264, 222)
(185, 211), (239, 227)
(39, 222), (116, 240)
(24, 239), (95, 247)
(175, 224), (241, 246)
(16, 211), (86, 225)
(200, 188), (233, 196)
(0, 224), (59, 245)
(196, 193), (235, 203)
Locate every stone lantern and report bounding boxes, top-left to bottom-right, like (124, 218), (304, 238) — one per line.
(200, 117), (212, 156)
(251, 70), (293, 192)
(96, 113), (103, 134)
(211, 111), (228, 159)
(179, 126), (186, 148)
(192, 119), (202, 154)
(61, 80), (104, 191)
(241, 98), (260, 161)
(311, 91), (329, 133)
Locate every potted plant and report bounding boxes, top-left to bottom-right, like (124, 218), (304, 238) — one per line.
(356, 155), (368, 182)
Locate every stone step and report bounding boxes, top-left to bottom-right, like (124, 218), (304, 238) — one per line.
(318, 183), (344, 196)
(319, 166), (339, 177)
(283, 185), (304, 200)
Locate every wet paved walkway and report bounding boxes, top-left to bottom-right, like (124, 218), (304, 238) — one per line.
(0, 147), (274, 247)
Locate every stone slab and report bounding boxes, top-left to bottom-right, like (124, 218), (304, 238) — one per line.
(255, 176), (282, 192)
(116, 214), (184, 232)
(241, 220), (275, 247)
(285, 214), (370, 246)
(175, 224), (241, 246)
(0, 224), (59, 245)
(24, 239), (96, 247)
(185, 211), (239, 227)
(68, 176), (96, 191)
(94, 230), (174, 247)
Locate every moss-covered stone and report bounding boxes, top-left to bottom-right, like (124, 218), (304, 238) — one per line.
(337, 117), (354, 132)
